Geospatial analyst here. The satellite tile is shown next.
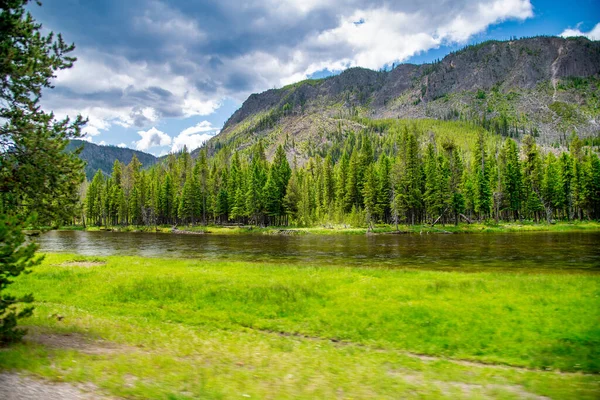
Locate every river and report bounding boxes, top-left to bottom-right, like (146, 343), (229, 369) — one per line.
(35, 230), (600, 271)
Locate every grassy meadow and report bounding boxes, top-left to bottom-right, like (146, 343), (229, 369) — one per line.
(1, 253), (599, 399)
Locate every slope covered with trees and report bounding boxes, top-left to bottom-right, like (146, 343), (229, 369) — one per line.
(67, 140), (157, 180)
(79, 37), (600, 229)
(83, 119), (600, 229)
(200, 36), (599, 165)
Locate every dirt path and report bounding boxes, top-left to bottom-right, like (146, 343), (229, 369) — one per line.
(0, 373), (112, 400)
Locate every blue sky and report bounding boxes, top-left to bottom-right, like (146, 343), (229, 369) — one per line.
(32, 0), (599, 156)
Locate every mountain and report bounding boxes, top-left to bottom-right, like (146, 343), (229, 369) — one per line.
(200, 36), (600, 162)
(67, 140), (157, 179)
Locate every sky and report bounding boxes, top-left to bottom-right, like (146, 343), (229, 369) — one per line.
(31, 0), (600, 156)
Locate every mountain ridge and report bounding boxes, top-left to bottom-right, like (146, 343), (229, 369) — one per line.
(199, 36), (599, 162)
(67, 140), (158, 179)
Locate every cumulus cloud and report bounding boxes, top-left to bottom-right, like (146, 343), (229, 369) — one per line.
(171, 121), (220, 153)
(117, 143), (127, 148)
(560, 22), (600, 41)
(135, 127), (172, 150)
(38, 0), (534, 142)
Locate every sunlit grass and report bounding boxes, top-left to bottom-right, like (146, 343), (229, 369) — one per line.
(1, 253), (599, 398)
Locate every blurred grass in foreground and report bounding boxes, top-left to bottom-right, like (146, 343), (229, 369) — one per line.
(1, 253), (599, 399)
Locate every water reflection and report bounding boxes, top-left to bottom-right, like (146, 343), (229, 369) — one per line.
(36, 230), (600, 271)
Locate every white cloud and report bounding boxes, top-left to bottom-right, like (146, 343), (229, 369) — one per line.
(117, 143), (127, 148)
(98, 140), (107, 146)
(180, 120), (219, 135)
(171, 121), (220, 152)
(135, 127), (172, 150)
(46, 50), (221, 136)
(560, 22), (600, 41)
(182, 97), (221, 118)
(438, 0), (533, 42)
(81, 115), (110, 136)
(42, 0), (536, 143)
(305, 0), (533, 71)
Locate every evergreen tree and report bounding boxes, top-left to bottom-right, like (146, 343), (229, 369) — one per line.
(246, 150), (266, 225)
(335, 151), (349, 217)
(474, 132), (492, 219)
(376, 154), (391, 222)
(362, 164), (378, 228)
(559, 153), (573, 220)
(542, 153), (561, 221)
(0, 0), (84, 341)
(424, 142), (440, 219)
(179, 172), (199, 225)
(345, 150), (361, 212)
(284, 169), (301, 223)
(502, 139), (522, 221)
(522, 135), (544, 221)
(197, 150), (209, 224)
(159, 173), (175, 224)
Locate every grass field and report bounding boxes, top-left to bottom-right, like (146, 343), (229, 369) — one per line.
(1, 253), (599, 399)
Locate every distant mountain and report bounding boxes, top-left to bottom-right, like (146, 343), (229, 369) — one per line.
(199, 36), (600, 162)
(67, 140), (157, 180)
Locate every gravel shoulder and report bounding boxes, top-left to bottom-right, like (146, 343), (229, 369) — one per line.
(0, 373), (112, 400)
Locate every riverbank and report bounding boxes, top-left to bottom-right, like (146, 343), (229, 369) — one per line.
(1, 253), (598, 399)
(56, 220), (600, 235)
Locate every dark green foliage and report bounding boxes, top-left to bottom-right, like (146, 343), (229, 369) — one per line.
(83, 120), (600, 229)
(0, 214), (42, 343)
(502, 139), (522, 220)
(0, 0), (85, 341)
(67, 140), (157, 180)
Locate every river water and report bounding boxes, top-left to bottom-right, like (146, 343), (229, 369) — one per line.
(35, 230), (600, 271)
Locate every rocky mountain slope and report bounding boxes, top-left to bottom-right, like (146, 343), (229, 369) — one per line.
(200, 36), (600, 162)
(67, 140), (157, 179)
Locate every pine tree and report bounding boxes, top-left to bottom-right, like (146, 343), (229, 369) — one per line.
(522, 135), (544, 221)
(178, 173), (198, 225)
(335, 151), (349, 217)
(502, 139), (522, 221)
(376, 154), (391, 223)
(230, 157), (247, 222)
(284, 170), (301, 223)
(542, 153), (561, 221)
(424, 142), (440, 220)
(246, 157), (265, 225)
(159, 173), (175, 224)
(323, 152), (335, 213)
(403, 133), (423, 224)
(345, 150), (360, 212)
(583, 153), (600, 219)
(474, 132), (492, 219)
(559, 153), (573, 220)
(362, 164), (378, 229)
(197, 150), (209, 224)
(448, 146), (465, 225)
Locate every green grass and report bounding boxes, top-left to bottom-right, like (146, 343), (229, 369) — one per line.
(1, 253), (599, 399)
(59, 221), (600, 236)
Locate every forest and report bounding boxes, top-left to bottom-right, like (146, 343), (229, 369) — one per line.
(82, 119), (600, 229)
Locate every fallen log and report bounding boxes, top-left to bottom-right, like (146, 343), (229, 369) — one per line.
(459, 214), (472, 224)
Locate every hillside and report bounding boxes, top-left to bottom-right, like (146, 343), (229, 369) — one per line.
(200, 36), (600, 162)
(67, 140), (157, 179)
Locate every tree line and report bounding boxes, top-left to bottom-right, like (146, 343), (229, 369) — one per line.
(82, 125), (600, 229)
